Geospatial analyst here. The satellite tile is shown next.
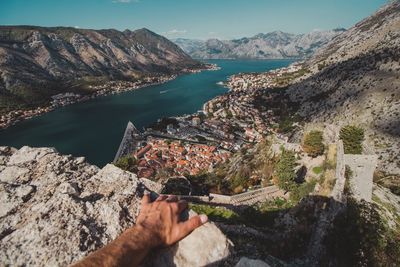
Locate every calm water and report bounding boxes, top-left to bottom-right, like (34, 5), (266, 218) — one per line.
(0, 59), (293, 166)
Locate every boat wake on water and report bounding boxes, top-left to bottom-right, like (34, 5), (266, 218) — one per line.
(160, 88), (178, 94)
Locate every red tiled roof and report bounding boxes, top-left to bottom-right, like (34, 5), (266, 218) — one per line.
(135, 144), (152, 158)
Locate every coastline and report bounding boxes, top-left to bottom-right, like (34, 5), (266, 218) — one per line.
(0, 59), (295, 167)
(113, 61), (303, 178)
(0, 64), (219, 130)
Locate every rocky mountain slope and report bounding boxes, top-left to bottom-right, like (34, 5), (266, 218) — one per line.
(286, 1), (400, 174)
(0, 26), (202, 111)
(0, 146), (231, 266)
(173, 29), (345, 59)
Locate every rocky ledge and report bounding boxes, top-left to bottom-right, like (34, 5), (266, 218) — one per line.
(0, 146), (232, 266)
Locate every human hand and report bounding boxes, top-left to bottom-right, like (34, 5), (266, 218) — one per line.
(72, 193), (207, 267)
(135, 193), (208, 247)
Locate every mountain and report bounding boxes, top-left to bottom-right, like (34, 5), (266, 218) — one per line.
(173, 29), (346, 59)
(287, 1), (400, 174)
(172, 38), (204, 56)
(0, 26), (202, 112)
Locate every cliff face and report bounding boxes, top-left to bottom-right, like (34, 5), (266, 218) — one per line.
(0, 146), (231, 266)
(287, 1), (400, 174)
(173, 29), (345, 59)
(0, 26), (202, 111)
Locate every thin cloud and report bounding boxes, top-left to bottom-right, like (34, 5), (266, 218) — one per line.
(163, 29), (187, 36)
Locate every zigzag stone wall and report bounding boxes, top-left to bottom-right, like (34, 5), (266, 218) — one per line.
(330, 140), (346, 203)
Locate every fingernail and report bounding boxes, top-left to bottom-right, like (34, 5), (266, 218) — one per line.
(199, 214), (208, 224)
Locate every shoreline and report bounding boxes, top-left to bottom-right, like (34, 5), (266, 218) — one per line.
(114, 61), (304, 178)
(0, 64), (219, 130)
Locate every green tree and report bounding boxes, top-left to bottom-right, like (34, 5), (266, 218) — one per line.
(225, 109), (233, 119)
(302, 130), (324, 157)
(114, 155), (137, 173)
(318, 62), (326, 71)
(275, 149), (298, 191)
(278, 117), (295, 133)
(340, 125), (365, 154)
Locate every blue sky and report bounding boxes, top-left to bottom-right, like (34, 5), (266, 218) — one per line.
(0, 0), (388, 40)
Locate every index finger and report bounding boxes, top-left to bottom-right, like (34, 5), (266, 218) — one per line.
(141, 192), (151, 206)
(177, 214), (208, 240)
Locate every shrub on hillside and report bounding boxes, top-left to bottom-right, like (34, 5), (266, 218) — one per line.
(161, 177), (191, 195)
(278, 116), (295, 133)
(312, 166), (323, 175)
(302, 130), (324, 157)
(230, 165), (252, 193)
(114, 155), (137, 173)
(340, 125), (365, 154)
(318, 62), (327, 71)
(275, 149), (298, 191)
(290, 179), (317, 203)
(187, 171), (229, 195)
(189, 204), (242, 224)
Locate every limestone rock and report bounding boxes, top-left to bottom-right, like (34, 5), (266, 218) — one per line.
(0, 146), (231, 267)
(8, 146), (56, 166)
(145, 211), (232, 267)
(0, 165), (30, 183)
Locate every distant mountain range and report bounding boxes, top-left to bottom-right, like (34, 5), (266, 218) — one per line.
(173, 29), (346, 59)
(0, 26), (201, 112)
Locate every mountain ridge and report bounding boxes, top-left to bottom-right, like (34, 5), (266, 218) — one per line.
(173, 29), (346, 59)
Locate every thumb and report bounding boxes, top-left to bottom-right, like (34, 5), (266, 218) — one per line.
(178, 214), (208, 240)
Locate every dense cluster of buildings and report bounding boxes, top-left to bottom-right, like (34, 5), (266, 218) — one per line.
(134, 138), (231, 178)
(227, 62), (304, 91)
(51, 93), (82, 107)
(0, 106), (53, 129)
(87, 75), (176, 94)
(200, 63), (306, 143)
(203, 93), (271, 143)
(182, 63), (221, 73)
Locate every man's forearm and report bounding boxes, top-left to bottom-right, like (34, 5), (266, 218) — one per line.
(73, 226), (155, 267)
(72, 194), (207, 267)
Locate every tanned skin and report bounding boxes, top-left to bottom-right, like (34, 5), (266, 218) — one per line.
(72, 194), (208, 267)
